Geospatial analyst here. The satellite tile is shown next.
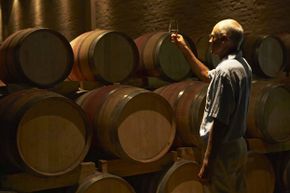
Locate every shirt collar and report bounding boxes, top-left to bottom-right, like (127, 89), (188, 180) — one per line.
(220, 50), (242, 62)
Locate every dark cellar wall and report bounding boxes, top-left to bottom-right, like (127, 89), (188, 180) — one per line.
(1, 0), (91, 41)
(1, 0), (290, 42)
(91, 0), (290, 41)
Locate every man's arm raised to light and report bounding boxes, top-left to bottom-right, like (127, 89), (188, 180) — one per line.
(171, 33), (210, 82)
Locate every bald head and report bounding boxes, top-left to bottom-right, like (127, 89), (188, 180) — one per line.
(212, 19), (244, 51)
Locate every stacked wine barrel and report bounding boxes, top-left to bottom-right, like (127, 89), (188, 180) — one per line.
(126, 159), (203, 193)
(68, 30), (139, 83)
(1, 28), (290, 193)
(0, 28), (189, 193)
(0, 28), (74, 88)
(0, 28), (92, 177)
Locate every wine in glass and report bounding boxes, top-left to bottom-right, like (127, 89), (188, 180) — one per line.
(168, 19), (179, 42)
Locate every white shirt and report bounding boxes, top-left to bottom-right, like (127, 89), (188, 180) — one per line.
(200, 51), (252, 142)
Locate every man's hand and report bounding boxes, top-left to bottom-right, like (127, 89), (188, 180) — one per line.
(170, 32), (210, 82)
(198, 160), (211, 184)
(170, 33), (188, 48)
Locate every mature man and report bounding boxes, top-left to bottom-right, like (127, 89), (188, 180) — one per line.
(171, 19), (252, 193)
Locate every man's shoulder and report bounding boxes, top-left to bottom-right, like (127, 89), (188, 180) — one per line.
(214, 62), (233, 75)
(217, 58), (246, 73)
(219, 57), (242, 67)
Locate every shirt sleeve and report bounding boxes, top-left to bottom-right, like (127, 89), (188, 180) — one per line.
(206, 69), (235, 125)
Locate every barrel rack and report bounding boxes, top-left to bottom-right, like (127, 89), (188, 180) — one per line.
(0, 81), (103, 99)
(2, 138), (289, 193)
(0, 152), (177, 193)
(0, 81), (176, 192)
(0, 162), (96, 193)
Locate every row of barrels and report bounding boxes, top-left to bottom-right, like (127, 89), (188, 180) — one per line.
(124, 152), (290, 193)
(0, 28), (290, 193)
(0, 81), (289, 192)
(1, 79), (290, 177)
(0, 86), (175, 176)
(0, 28), (290, 89)
(196, 33), (290, 78)
(0, 28), (193, 88)
(156, 79), (290, 145)
(73, 160), (202, 193)
(0, 152), (284, 193)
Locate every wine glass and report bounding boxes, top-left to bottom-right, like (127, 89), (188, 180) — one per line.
(168, 19), (179, 42)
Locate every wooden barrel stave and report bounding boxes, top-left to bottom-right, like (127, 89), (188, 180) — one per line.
(77, 85), (176, 163)
(69, 30), (138, 83)
(127, 159), (203, 193)
(276, 33), (290, 76)
(69, 32), (93, 80)
(135, 32), (196, 82)
(0, 29), (32, 82)
(242, 35), (285, 78)
(0, 89), (91, 176)
(134, 32), (156, 75)
(155, 80), (208, 147)
(0, 28), (74, 87)
(246, 153), (275, 193)
(247, 81), (290, 143)
(76, 172), (136, 193)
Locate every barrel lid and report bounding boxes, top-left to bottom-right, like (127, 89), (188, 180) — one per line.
(17, 96), (89, 176)
(90, 31), (138, 83)
(259, 85), (290, 142)
(256, 36), (284, 77)
(156, 160), (203, 193)
(77, 173), (135, 193)
(114, 90), (176, 163)
(19, 28), (73, 87)
(246, 153), (275, 193)
(156, 33), (192, 81)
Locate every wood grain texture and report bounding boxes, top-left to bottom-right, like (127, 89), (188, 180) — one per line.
(135, 32), (193, 82)
(69, 30), (138, 83)
(247, 80), (290, 143)
(155, 80), (208, 147)
(0, 89), (91, 176)
(76, 172), (135, 193)
(245, 152), (275, 193)
(0, 28), (73, 88)
(76, 85), (176, 163)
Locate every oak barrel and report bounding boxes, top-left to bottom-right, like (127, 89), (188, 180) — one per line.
(0, 89), (91, 176)
(127, 159), (204, 193)
(278, 153), (290, 192)
(0, 28), (74, 88)
(276, 33), (290, 75)
(76, 84), (176, 163)
(69, 30), (138, 83)
(270, 151), (290, 193)
(242, 35), (285, 78)
(76, 172), (135, 193)
(245, 153), (275, 193)
(134, 32), (196, 82)
(155, 80), (208, 147)
(195, 35), (219, 69)
(246, 80), (290, 143)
